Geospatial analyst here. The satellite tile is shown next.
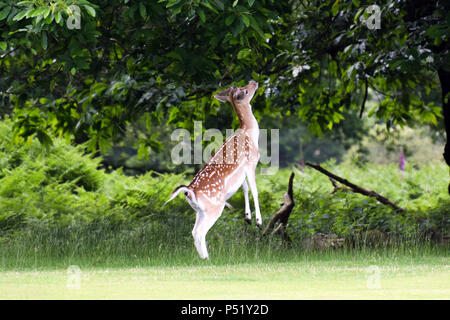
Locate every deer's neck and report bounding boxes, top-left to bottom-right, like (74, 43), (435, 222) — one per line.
(233, 103), (259, 145)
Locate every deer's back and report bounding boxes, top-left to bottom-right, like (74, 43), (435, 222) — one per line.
(189, 130), (259, 204)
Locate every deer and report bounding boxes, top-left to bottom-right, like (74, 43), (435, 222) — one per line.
(165, 80), (261, 259)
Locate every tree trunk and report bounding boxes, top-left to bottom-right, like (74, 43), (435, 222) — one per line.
(437, 68), (450, 195)
(262, 172), (295, 242)
(438, 68), (450, 167)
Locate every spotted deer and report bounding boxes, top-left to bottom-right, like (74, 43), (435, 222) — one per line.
(165, 81), (261, 259)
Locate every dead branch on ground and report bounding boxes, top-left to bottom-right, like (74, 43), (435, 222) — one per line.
(305, 162), (405, 212)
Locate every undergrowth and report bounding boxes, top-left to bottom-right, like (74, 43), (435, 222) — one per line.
(0, 119), (448, 268)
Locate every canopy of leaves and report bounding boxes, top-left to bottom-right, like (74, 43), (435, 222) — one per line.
(0, 0), (448, 157)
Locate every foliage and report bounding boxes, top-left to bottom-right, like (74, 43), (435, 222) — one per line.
(0, 0), (292, 153)
(0, 0), (448, 163)
(343, 122), (444, 166)
(280, 0), (448, 134)
(0, 121), (447, 246)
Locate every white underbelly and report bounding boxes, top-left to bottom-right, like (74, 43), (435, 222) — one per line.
(225, 170), (246, 200)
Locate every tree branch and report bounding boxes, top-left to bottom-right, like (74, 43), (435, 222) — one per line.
(305, 162), (405, 212)
(262, 172), (295, 241)
(359, 78), (368, 118)
(329, 177), (352, 194)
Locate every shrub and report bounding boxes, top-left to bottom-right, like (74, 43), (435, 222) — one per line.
(0, 119), (448, 247)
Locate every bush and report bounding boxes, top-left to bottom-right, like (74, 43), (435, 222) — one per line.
(0, 119), (448, 248)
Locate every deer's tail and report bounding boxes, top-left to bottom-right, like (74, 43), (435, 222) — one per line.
(164, 185), (197, 206)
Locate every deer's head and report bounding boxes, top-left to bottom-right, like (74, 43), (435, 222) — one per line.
(214, 81), (258, 106)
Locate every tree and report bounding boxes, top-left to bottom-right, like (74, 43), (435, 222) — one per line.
(284, 0), (449, 190)
(0, 0), (449, 190)
(284, 0), (449, 164)
(0, 0), (292, 153)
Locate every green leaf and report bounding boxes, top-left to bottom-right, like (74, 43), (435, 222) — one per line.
(166, 0), (182, 8)
(242, 15), (250, 27)
(200, 1), (218, 14)
(137, 143), (149, 160)
(232, 19), (244, 37)
(144, 112), (151, 132)
(139, 3), (147, 19)
(327, 121), (333, 130)
(197, 8), (206, 23)
(36, 130), (53, 148)
(232, 0), (239, 7)
(98, 137), (112, 154)
(41, 30), (48, 50)
(68, 38), (80, 55)
(55, 11), (62, 23)
(237, 48), (251, 59)
(16, 1), (34, 5)
(331, 0), (340, 17)
(13, 9), (29, 21)
(354, 8), (364, 23)
(225, 15), (235, 26)
(167, 107), (179, 124)
(43, 7), (51, 18)
(84, 5), (96, 17)
(0, 6), (10, 20)
(0, 41), (6, 50)
(248, 0), (255, 7)
(248, 16), (265, 39)
(213, 0), (224, 11)
(28, 7), (47, 18)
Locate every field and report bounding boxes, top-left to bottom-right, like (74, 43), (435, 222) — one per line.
(1, 247), (448, 300)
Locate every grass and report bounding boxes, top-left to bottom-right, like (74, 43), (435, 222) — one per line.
(0, 244), (448, 299)
(0, 218), (448, 300)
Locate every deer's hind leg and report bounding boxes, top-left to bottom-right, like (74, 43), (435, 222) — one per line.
(192, 204), (223, 259)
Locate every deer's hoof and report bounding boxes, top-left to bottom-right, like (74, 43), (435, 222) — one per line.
(244, 217), (252, 225)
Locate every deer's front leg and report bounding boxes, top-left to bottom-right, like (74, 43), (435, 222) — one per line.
(242, 180), (252, 224)
(246, 170), (262, 228)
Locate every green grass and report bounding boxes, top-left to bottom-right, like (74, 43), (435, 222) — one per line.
(0, 246), (448, 299)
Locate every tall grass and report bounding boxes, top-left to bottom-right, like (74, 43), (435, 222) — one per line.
(0, 218), (447, 270)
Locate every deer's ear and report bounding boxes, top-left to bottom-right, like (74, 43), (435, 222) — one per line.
(214, 87), (233, 103)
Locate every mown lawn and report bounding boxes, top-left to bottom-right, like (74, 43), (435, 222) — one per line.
(1, 249), (448, 299)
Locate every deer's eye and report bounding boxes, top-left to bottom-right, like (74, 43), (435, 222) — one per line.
(245, 89), (249, 95)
